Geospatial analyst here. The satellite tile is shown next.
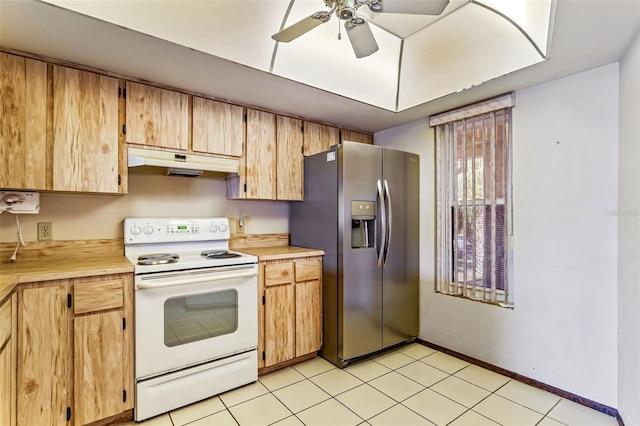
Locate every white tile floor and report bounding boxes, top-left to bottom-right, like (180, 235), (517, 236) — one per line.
(121, 344), (618, 426)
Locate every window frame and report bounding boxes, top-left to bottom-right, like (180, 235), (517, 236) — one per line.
(431, 93), (514, 307)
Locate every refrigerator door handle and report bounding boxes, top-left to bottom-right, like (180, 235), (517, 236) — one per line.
(377, 179), (386, 268)
(383, 179), (392, 267)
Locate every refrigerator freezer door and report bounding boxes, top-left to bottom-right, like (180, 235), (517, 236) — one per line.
(340, 142), (384, 361)
(382, 148), (420, 347)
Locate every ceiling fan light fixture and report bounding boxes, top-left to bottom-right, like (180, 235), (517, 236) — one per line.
(345, 17), (379, 58)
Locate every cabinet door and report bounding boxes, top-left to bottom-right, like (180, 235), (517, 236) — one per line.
(193, 97), (244, 157)
(245, 109), (276, 199)
(295, 259), (323, 357)
(0, 297), (13, 426)
(342, 130), (373, 145)
(0, 53), (47, 190)
(277, 116), (303, 201)
(303, 121), (339, 156)
(126, 82), (189, 151)
(264, 261), (295, 366)
(52, 66), (121, 193)
(74, 310), (125, 425)
(264, 285), (295, 366)
(17, 284), (70, 426)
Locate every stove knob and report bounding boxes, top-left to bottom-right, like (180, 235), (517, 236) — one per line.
(130, 225), (142, 235)
(219, 223), (228, 232)
(143, 225), (154, 235)
(209, 223), (218, 233)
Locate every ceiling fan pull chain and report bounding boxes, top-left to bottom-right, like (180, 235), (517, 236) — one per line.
(338, 17), (342, 40)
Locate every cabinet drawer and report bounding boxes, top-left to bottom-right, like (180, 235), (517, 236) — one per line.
(264, 262), (294, 287)
(0, 298), (10, 345)
(295, 259), (321, 282)
(74, 277), (124, 314)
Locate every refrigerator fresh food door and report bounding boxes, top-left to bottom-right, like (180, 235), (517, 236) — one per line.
(340, 142), (384, 361)
(381, 148), (420, 347)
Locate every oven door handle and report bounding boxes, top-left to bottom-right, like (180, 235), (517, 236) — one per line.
(137, 270), (257, 289)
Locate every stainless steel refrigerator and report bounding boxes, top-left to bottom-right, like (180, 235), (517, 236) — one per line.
(290, 141), (419, 367)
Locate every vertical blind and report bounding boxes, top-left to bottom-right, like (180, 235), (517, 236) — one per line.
(431, 94), (513, 305)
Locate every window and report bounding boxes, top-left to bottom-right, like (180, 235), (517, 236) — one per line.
(431, 94), (514, 306)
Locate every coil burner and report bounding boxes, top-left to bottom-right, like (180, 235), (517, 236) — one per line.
(201, 249), (242, 259)
(137, 253), (180, 265)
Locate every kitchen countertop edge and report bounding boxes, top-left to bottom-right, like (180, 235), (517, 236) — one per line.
(0, 256), (134, 301)
(238, 246), (325, 261)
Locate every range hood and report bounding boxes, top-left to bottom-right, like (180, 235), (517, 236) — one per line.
(128, 147), (240, 175)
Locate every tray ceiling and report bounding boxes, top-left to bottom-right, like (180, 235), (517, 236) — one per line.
(1, 1), (638, 132)
(36, 0), (555, 112)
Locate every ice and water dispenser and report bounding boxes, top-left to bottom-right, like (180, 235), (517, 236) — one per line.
(351, 200), (376, 249)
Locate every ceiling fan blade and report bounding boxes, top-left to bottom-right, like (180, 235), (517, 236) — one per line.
(345, 18), (379, 58)
(272, 11), (331, 42)
(378, 0), (450, 15)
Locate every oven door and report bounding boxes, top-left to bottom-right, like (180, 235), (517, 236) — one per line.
(135, 263), (258, 379)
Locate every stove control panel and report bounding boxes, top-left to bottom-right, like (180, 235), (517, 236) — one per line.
(124, 218), (231, 244)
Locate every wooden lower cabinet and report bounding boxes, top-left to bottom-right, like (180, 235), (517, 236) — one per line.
(16, 273), (133, 425)
(259, 256), (322, 369)
(0, 294), (17, 426)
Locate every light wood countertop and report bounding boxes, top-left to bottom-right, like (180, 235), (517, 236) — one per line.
(0, 256), (133, 301)
(238, 246), (324, 261)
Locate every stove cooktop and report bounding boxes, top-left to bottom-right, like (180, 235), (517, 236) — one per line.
(124, 218), (257, 274)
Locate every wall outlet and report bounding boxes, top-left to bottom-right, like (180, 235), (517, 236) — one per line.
(38, 222), (52, 241)
(236, 216), (246, 234)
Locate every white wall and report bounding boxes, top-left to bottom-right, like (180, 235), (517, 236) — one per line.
(0, 169), (289, 243)
(617, 29), (640, 425)
(376, 63), (619, 407)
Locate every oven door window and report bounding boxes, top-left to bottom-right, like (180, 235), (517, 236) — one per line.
(164, 289), (238, 347)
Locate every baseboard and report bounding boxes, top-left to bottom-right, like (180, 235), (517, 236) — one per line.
(416, 338), (619, 419)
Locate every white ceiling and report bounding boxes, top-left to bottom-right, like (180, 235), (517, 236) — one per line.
(0, 0), (638, 133)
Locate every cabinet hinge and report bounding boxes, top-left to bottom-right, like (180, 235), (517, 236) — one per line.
(339, 129), (343, 143)
(123, 88), (127, 99)
(122, 124), (126, 135)
(67, 294), (72, 309)
(118, 87), (122, 98)
(123, 390), (127, 403)
(243, 183), (247, 193)
(262, 295), (265, 305)
(123, 317), (126, 330)
(243, 113), (247, 122)
(118, 174), (121, 186)
(301, 124), (304, 133)
(66, 407), (71, 422)
(262, 351), (265, 361)
(301, 145), (304, 154)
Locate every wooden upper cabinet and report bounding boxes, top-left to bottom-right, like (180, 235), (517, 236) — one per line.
(303, 121), (339, 156)
(192, 97), (244, 157)
(342, 130), (373, 145)
(52, 66), (122, 193)
(277, 115), (303, 201)
(125, 81), (189, 151)
(0, 53), (47, 190)
(245, 109), (276, 199)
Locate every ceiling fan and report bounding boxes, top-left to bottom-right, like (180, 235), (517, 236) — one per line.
(272, 0), (450, 58)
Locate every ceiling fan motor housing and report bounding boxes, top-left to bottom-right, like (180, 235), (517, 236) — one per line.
(337, 0), (356, 20)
